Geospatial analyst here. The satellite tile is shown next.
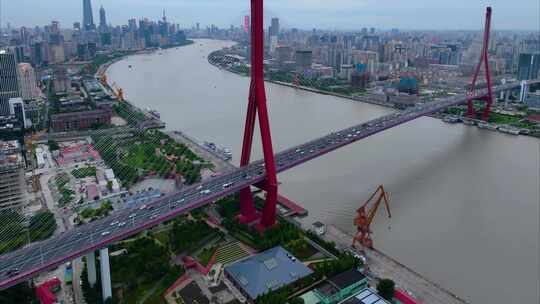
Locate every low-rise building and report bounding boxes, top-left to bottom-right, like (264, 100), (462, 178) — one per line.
(224, 246), (313, 303)
(50, 109), (111, 132)
(313, 268), (368, 304)
(338, 288), (391, 304)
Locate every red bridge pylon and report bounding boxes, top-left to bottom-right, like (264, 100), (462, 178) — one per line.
(467, 7), (494, 122)
(238, 0), (279, 230)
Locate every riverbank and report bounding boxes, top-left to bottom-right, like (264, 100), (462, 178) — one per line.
(105, 40), (540, 304)
(96, 40), (195, 78)
(323, 225), (469, 304)
(208, 49), (540, 138)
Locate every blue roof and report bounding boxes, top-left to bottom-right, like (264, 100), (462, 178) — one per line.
(224, 246), (313, 300)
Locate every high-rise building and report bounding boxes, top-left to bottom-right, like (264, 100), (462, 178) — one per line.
(517, 53), (540, 81)
(270, 18), (280, 37)
(99, 6), (107, 32)
(8, 98), (27, 128)
(351, 50), (379, 75)
(49, 44), (65, 64)
(83, 0), (96, 31)
(0, 140), (26, 211)
(295, 50), (313, 72)
(31, 42), (44, 66)
(17, 63), (39, 101)
(0, 48), (20, 116)
(244, 16), (250, 34)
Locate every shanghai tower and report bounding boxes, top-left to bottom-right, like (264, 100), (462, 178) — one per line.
(83, 0), (95, 31)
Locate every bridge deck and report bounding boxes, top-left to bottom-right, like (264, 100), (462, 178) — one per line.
(0, 82), (532, 290)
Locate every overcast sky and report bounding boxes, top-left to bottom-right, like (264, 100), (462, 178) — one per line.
(2, 0), (539, 31)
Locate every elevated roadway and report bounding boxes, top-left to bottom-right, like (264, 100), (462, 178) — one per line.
(0, 81), (535, 290)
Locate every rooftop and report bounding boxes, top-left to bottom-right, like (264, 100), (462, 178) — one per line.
(339, 288), (391, 304)
(316, 268), (366, 298)
(0, 140), (23, 171)
(224, 246), (313, 300)
(329, 268), (366, 290)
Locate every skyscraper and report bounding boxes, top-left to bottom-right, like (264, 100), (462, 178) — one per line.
(244, 16), (250, 34)
(83, 0), (95, 31)
(99, 6), (107, 32)
(517, 53), (540, 81)
(270, 18), (280, 37)
(0, 48), (20, 116)
(17, 63), (39, 101)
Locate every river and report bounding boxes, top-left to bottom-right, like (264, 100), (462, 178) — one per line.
(106, 39), (539, 304)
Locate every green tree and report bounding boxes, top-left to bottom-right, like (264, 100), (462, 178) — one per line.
(0, 282), (38, 304)
(29, 211), (57, 241)
(47, 140), (60, 151)
(377, 278), (395, 301)
(290, 297), (305, 304)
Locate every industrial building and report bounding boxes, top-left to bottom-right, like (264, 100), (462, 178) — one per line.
(50, 109), (111, 132)
(0, 140), (26, 211)
(224, 246), (313, 303)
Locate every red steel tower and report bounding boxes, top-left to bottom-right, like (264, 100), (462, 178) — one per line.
(238, 0), (279, 230)
(467, 7), (494, 121)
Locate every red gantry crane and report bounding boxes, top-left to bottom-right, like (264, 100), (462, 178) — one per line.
(352, 185), (391, 249)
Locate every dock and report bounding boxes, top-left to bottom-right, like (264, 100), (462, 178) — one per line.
(323, 225), (469, 304)
(277, 194), (308, 217)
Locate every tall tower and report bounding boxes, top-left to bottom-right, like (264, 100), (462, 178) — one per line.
(0, 48), (20, 116)
(270, 18), (279, 36)
(83, 0), (95, 31)
(99, 6), (107, 32)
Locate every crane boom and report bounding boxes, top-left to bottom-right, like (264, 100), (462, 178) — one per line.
(367, 185), (391, 224)
(352, 185), (392, 249)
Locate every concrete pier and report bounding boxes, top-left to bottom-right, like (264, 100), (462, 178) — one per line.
(86, 251), (97, 287)
(99, 248), (112, 301)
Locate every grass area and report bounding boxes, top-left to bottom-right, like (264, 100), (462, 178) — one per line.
(152, 230), (170, 248)
(444, 106), (465, 116)
(93, 129), (207, 187)
(169, 219), (223, 254)
(0, 210), (57, 254)
(109, 236), (184, 303)
(196, 246), (217, 267)
(214, 242), (250, 265)
(71, 166), (97, 179)
(55, 174), (75, 207)
(79, 201), (113, 221)
(488, 112), (521, 125)
(285, 238), (319, 261)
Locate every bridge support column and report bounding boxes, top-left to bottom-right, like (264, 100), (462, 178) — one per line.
(86, 251), (97, 287)
(520, 81), (529, 102)
(237, 0), (279, 230)
(466, 7), (494, 121)
(99, 248), (112, 301)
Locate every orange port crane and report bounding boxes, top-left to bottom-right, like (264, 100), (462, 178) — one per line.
(111, 82), (125, 102)
(352, 185), (391, 249)
(99, 73), (108, 86)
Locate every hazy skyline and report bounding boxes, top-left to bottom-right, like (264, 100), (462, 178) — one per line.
(2, 0), (539, 31)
